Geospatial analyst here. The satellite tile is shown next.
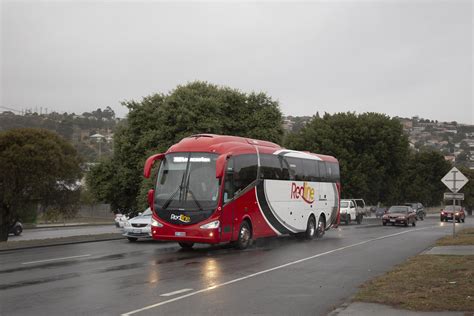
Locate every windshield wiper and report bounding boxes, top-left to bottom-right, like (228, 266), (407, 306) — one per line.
(186, 188), (204, 211)
(161, 186), (181, 210)
(162, 172), (187, 210)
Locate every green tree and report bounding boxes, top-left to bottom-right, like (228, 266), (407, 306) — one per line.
(401, 151), (451, 206)
(459, 167), (474, 214)
(285, 112), (409, 204)
(88, 81), (284, 212)
(0, 128), (82, 241)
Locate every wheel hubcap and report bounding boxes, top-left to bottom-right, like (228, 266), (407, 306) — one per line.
(240, 226), (250, 244)
(317, 220), (325, 236)
(309, 221), (315, 236)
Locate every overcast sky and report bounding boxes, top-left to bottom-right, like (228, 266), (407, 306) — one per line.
(1, 0), (473, 123)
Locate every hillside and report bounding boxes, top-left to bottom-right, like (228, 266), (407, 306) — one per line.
(0, 107), (120, 162)
(283, 114), (474, 169)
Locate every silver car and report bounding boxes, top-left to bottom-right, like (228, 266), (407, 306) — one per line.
(123, 208), (153, 242)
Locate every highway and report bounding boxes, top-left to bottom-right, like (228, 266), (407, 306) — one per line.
(0, 217), (471, 316)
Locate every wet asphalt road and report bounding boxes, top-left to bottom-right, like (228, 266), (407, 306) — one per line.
(1, 217), (472, 316)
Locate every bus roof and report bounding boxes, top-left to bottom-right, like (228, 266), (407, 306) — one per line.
(166, 134), (338, 163)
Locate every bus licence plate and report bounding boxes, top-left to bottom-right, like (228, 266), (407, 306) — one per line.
(175, 232), (186, 237)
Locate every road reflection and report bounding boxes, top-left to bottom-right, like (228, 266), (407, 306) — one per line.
(202, 258), (220, 288)
(148, 267), (159, 287)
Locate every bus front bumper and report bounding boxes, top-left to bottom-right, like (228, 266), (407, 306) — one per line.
(151, 221), (221, 244)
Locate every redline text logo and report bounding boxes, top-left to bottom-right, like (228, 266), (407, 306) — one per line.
(291, 182), (315, 204)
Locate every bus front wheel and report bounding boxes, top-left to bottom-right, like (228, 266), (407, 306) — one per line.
(235, 221), (252, 250)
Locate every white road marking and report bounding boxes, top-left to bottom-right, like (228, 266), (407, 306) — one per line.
(121, 226), (437, 316)
(21, 254), (91, 265)
(160, 288), (194, 297)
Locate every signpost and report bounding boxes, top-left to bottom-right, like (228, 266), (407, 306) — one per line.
(443, 193), (464, 201)
(441, 167), (469, 237)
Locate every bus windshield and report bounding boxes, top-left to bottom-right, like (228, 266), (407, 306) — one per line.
(155, 153), (219, 211)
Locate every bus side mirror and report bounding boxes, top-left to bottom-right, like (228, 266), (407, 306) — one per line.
(216, 154), (230, 179)
(148, 189), (155, 210)
(144, 153), (164, 178)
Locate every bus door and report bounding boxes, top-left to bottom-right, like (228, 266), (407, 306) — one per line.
(220, 158), (235, 242)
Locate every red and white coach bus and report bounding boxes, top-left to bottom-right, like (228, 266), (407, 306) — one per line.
(143, 134), (340, 249)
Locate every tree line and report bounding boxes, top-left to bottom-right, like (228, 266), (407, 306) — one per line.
(86, 81), (460, 212)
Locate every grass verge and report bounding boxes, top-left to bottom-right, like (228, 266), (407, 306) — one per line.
(355, 227), (474, 312)
(436, 228), (474, 246)
(355, 255), (474, 311)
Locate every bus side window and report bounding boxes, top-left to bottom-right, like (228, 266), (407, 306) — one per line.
(328, 162), (340, 181)
(279, 156), (290, 180)
(223, 158), (234, 203)
(318, 161), (328, 181)
(286, 157), (304, 181)
(313, 160), (320, 180)
(302, 159), (316, 181)
(233, 154), (258, 194)
(260, 154), (283, 180)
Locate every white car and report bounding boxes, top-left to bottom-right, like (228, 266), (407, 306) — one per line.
(123, 208), (153, 242)
(340, 199), (364, 224)
(114, 213), (129, 228)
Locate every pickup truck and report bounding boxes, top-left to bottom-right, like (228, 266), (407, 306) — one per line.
(340, 199), (367, 224)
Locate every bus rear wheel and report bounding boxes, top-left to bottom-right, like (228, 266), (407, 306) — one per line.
(235, 221), (252, 250)
(305, 216), (316, 240)
(178, 242), (194, 249)
(316, 215), (325, 238)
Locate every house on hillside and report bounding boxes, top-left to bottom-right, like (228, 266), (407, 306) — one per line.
(444, 155), (456, 163)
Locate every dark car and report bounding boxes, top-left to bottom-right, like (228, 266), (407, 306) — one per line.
(382, 206), (417, 227)
(404, 202), (425, 220)
(440, 205), (465, 223)
(375, 207), (387, 218)
(9, 221), (23, 236)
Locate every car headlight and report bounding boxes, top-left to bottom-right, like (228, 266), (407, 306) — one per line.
(124, 221), (131, 227)
(151, 219), (163, 227)
(455, 212), (459, 216)
(397, 216), (406, 220)
(200, 220), (220, 229)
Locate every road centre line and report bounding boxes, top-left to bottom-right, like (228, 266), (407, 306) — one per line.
(122, 225), (438, 316)
(160, 288), (194, 297)
(21, 254), (91, 265)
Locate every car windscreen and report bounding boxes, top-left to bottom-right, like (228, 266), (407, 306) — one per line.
(141, 209), (152, 216)
(388, 206), (408, 213)
(444, 205), (462, 211)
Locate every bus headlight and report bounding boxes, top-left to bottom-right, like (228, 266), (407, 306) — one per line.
(200, 220), (220, 229)
(151, 219), (163, 227)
